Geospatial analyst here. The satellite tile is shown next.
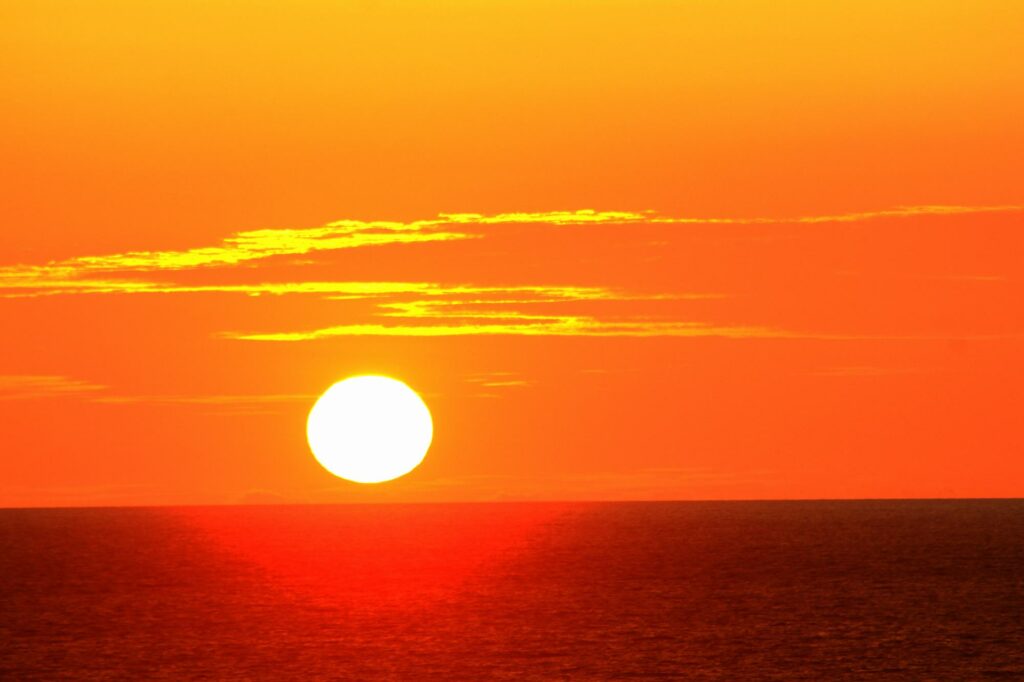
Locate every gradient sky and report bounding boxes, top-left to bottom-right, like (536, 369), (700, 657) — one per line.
(2, 1), (1022, 507)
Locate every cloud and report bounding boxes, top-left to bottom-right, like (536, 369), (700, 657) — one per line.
(0, 218), (473, 297)
(95, 391), (312, 416)
(0, 210), (661, 297)
(0, 277), (666, 304)
(464, 371), (533, 386)
(2, 267), (744, 339)
(93, 393), (313, 406)
(0, 375), (106, 400)
(0, 279), (436, 299)
(461, 372), (535, 398)
(59, 218), (470, 271)
(649, 204), (1024, 225)
(3, 205), (1019, 299)
(0, 376), (313, 412)
(216, 283), (767, 340)
(223, 319), (780, 341)
(3, 205), (1016, 339)
(441, 204), (1024, 227)
(811, 366), (937, 377)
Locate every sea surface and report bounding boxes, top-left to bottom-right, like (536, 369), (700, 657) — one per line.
(1, 500), (1022, 680)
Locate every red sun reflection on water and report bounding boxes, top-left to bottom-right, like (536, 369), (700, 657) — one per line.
(171, 503), (575, 608)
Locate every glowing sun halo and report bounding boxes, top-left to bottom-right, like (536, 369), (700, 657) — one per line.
(306, 375), (433, 483)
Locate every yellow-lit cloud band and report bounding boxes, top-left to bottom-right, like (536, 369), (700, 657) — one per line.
(0, 375), (107, 400)
(222, 320), (782, 341)
(2, 205), (1018, 340)
(1, 205), (1018, 295)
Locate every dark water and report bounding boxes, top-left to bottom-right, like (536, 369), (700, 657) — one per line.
(1, 501), (1022, 680)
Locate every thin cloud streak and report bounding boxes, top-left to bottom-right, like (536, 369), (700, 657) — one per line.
(212, 283), (760, 341)
(70, 219), (470, 271)
(813, 366), (917, 377)
(0, 280), (500, 299)
(0, 375), (313, 409)
(0, 276), (676, 302)
(1, 205), (1018, 299)
(0, 375), (107, 401)
(0, 219), (473, 297)
(223, 320), (783, 341)
(3, 205), (1015, 340)
(650, 204), (1024, 225)
(443, 204), (1024, 226)
(93, 393), (314, 406)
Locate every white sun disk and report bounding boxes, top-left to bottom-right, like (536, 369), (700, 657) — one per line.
(306, 376), (433, 483)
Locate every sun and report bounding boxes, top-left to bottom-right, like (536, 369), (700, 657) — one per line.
(306, 375), (433, 484)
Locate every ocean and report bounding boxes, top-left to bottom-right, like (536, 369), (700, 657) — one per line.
(1, 500), (1022, 680)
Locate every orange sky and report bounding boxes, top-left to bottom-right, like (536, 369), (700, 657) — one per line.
(2, 1), (1022, 506)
